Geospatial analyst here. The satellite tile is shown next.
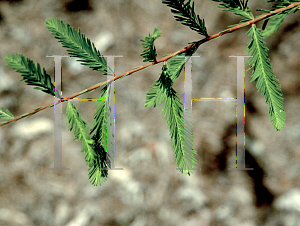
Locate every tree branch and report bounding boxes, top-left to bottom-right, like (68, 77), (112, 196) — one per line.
(1, 1), (299, 127)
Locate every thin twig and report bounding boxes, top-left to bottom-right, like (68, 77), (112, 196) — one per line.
(1, 1), (299, 127)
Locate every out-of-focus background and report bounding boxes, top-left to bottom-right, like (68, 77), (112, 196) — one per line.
(0, 0), (300, 225)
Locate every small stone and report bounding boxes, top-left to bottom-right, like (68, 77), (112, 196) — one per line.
(274, 188), (300, 211)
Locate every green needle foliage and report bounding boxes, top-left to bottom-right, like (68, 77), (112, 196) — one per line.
(88, 137), (110, 186)
(259, 0), (300, 37)
(90, 86), (114, 164)
(2, 0), (299, 185)
(88, 84), (114, 186)
(267, 0), (300, 10)
(144, 55), (188, 108)
(4, 54), (55, 96)
(162, 86), (197, 175)
(65, 101), (97, 166)
(144, 32), (200, 175)
(44, 18), (114, 75)
(211, 0), (254, 22)
(211, 0), (287, 130)
(261, 12), (288, 37)
(145, 64), (197, 175)
(0, 107), (14, 120)
(65, 96), (112, 186)
(140, 27), (162, 62)
(162, 0), (208, 37)
(244, 24), (286, 131)
(90, 86), (109, 150)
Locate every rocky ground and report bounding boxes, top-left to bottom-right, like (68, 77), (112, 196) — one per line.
(0, 0), (300, 225)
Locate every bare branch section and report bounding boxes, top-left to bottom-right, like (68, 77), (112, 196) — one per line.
(1, 1), (299, 127)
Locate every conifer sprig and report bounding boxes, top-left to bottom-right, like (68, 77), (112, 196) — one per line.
(88, 137), (110, 186)
(145, 54), (188, 108)
(44, 18), (113, 75)
(162, 0), (208, 37)
(149, 64), (197, 175)
(261, 12), (288, 37)
(145, 39), (199, 108)
(90, 85), (114, 162)
(211, 0), (253, 19)
(266, 0), (300, 11)
(65, 98), (111, 186)
(0, 108), (14, 120)
(65, 101), (96, 166)
(140, 27), (162, 62)
(245, 24), (286, 131)
(88, 85), (114, 186)
(2, 0), (297, 129)
(258, 0), (300, 37)
(90, 86), (108, 148)
(145, 38), (199, 174)
(4, 54), (55, 96)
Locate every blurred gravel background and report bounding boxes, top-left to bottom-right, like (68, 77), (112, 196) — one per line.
(0, 0), (300, 225)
